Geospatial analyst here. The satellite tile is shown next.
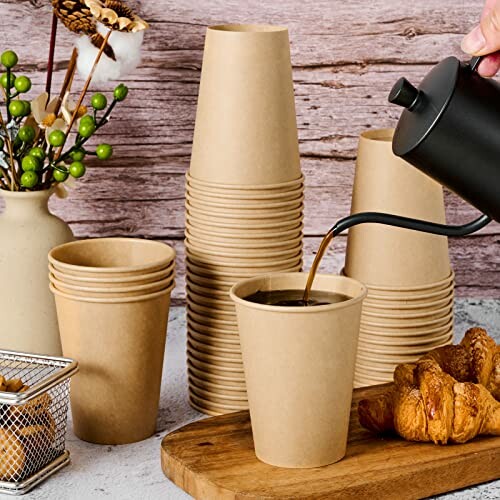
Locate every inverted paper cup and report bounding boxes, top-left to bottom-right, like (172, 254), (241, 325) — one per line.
(344, 129), (450, 287)
(231, 272), (367, 468)
(49, 273), (174, 298)
(190, 25), (300, 184)
(51, 282), (174, 444)
(186, 172), (305, 192)
(49, 262), (175, 288)
(187, 361), (247, 387)
(49, 238), (176, 278)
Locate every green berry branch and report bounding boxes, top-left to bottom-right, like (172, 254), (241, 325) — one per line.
(0, 49), (129, 192)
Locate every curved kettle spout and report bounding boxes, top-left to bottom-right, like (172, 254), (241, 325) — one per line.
(331, 213), (492, 238)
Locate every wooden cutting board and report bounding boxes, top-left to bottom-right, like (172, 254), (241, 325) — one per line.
(161, 384), (500, 499)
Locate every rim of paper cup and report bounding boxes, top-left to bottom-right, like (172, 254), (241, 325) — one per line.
(366, 284), (455, 302)
(359, 328), (453, 347)
(187, 360), (246, 384)
(186, 184), (304, 200)
(357, 336), (452, 356)
(188, 328), (240, 346)
(186, 222), (304, 240)
(187, 287), (234, 308)
(354, 372), (392, 383)
(209, 24), (288, 33)
(186, 203), (305, 221)
(187, 316), (239, 335)
(187, 301), (237, 321)
(360, 320), (453, 337)
(188, 334), (241, 356)
(185, 192), (305, 210)
(187, 348), (244, 371)
(343, 269), (455, 292)
(187, 321), (239, 341)
(186, 262), (303, 281)
(186, 276), (233, 293)
(187, 284), (233, 303)
(49, 238), (176, 274)
(187, 306), (239, 327)
(230, 272), (367, 313)
(49, 272), (174, 294)
(189, 382), (248, 403)
(185, 240), (302, 259)
(360, 128), (395, 142)
(186, 214), (304, 230)
(50, 281), (175, 303)
(361, 311), (453, 329)
(363, 292), (454, 310)
(48, 262), (175, 284)
(189, 393), (248, 412)
(355, 362), (395, 374)
(362, 302), (453, 320)
(186, 172), (304, 190)
(189, 390), (248, 410)
(184, 230), (303, 250)
(356, 351), (419, 363)
(188, 399), (224, 416)
(186, 252), (303, 270)
(188, 372), (246, 394)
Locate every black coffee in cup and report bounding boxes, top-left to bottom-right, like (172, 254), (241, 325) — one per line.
(244, 289), (350, 307)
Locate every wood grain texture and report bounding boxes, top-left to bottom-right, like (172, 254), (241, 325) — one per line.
(0, 0), (498, 302)
(161, 383), (500, 499)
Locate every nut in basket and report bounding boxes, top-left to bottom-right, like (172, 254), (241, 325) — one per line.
(0, 350), (78, 495)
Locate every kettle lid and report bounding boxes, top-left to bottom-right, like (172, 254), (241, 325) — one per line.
(390, 56), (461, 156)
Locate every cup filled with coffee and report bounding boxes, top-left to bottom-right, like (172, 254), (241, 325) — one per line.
(230, 272), (367, 468)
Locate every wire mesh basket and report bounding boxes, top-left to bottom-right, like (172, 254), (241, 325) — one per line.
(0, 349), (78, 495)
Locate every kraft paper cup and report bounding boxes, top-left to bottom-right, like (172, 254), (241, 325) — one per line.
(188, 329), (240, 347)
(185, 278), (232, 296)
(189, 385), (248, 405)
(186, 213), (304, 231)
(188, 336), (242, 359)
(49, 273), (174, 298)
(186, 172), (305, 192)
(365, 285), (454, 305)
(187, 289), (235, 312)
(355, 361), (395, 374)
(363, 292), (454, 312)
(357, 336), (453, 356)
(188, 350), (244, 374)
(359, 328), (453, 347)
(186, 317), (239, 337)
(49, 238), (176, 278)
(187, 343), (243, 366)
(361, 303), (453, 325)
(50, 282), (175, 444)
(186, 252), (303, 271)
(361, 271), (455, 293)
(187, 307), (239, 330)
(189, 391), (248, 412)
(230, 272), (367, 468)
(344, 128), (450, 287)
(49, 262), (175, 288)
(361, 311), (453, 331)
(190, 25), (300, 185)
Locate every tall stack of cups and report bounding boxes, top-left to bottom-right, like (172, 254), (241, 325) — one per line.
(185, 24), (304, 415)
(342, 130), (455, 387)
(49, 238), (176, 444)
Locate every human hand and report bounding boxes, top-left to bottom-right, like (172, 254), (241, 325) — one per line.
(462, 0), (500, 76)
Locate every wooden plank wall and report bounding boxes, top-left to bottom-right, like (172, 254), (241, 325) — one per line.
(1, 0), (499, 302)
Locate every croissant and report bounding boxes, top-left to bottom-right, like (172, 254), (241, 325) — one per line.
(358, 328), (500, 444)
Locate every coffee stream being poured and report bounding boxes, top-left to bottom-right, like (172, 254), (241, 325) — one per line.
(303, 229), (334, 303)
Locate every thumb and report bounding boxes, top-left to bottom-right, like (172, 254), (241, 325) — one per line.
(462, 1), (500, 55)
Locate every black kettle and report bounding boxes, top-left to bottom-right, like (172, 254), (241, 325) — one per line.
(331, 56), (498, 238)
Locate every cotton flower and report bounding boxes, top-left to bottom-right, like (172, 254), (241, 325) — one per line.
(84, 0), (149, 33)
(76, 22), (144, 82)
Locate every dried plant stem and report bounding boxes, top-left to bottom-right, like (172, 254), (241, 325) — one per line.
(0, 114), (16, 191)
(54, 48), (78, 117)
(46, 13), (58, 100)
(54, 30), (111, 162)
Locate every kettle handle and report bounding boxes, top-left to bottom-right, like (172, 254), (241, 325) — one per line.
(469, 56), (484, 72)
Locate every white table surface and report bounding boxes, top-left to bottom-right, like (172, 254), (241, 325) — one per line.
(22, 299), (500, 500)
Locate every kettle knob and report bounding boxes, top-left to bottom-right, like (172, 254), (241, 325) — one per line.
(389, 77), (421, 110)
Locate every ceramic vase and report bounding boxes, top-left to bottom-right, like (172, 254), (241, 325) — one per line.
(0, 189), (73, 355)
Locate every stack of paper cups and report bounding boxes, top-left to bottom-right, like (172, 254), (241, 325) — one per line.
(342, 129), (454, 387)
(49, 238), (176, 444)
(186, 25), (304, 415)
